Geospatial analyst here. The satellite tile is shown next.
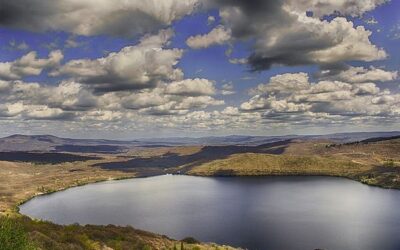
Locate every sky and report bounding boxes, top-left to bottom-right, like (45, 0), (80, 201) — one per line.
(0, 0), (399, 139)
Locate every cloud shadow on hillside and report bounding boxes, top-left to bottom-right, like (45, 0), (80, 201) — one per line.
(93, 140), (292, 172)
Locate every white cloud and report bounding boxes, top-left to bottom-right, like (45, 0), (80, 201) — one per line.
(186, 25), (231, 49)
(121, 90), (168, 110)
(207, 16), (216, 25)
(0, 102), (70, 120)
(221, 82), (235, 95)
(228, 58), (247, 65)
(0, 0), (200, 37)
(0, 50), (63, 80)
(0, 28), (227, 125)
(52, 29), (184, 92)
(286, 0), (387, 17)
(165, 78), (216, 96)
(305, 18), (386, 64)
(200, 0), (387, 70)
(365, 17), (378, 25)
(0, 76), (225, 123)
(240, 71), (400, 126)
(248, 16), (386, 69)
(250, 73), (310, 95)
(24, 105), (69, 120)
(319, 66), (398, 83)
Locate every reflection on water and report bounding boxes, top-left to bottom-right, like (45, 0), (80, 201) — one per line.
(20, 175), (400, 250)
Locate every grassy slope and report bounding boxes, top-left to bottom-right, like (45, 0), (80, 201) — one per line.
(188, 153), (367, 176)
(0, 159), (135, 213)
(188, 139), (400, 189)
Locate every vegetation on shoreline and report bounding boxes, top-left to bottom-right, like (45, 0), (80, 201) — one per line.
(0, 215), (236, 250)
(187, 152), (400, 188)
(0, 216), (36, 250)
(187, 138), (400, 189)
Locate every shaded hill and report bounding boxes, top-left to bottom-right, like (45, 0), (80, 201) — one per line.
(0, 134), (132, 153)
(307, 131), (400, 143)
(1, 131), (400, 153)
(359, 135), (400, 144)
(94, 139), (294, 171)
(0, 152), (99, 164)
(187, 136), (400, 189)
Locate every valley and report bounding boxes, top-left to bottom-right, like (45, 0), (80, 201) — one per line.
(1, 132), (400, 249)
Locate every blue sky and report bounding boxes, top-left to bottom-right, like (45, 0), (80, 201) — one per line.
(0, 0), (399, 139)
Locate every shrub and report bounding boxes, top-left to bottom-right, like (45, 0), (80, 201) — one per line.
(181, 237), (200, 244)
(0, 216), (36, 250)
(384, 159), (395, 167)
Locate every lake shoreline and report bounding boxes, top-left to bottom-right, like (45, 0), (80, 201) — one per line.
(15, 170), (400, 215)
(18, 174), (400, 250)
(0, 159), (238, 249)
(4, 172), (239, 250)
(2, 152), (399, 250)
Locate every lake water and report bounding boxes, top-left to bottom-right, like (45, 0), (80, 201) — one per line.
(20, 175), (400, 250)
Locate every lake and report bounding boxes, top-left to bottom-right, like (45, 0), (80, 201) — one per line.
(20, 175), (400, 250)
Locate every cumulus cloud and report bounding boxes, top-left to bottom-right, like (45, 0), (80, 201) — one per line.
(240, 71), (400, 126)
(249, 73), (310, 95)
(0, 102), (72, 120)
(135, 95), (223, 116)
(0, 62), (224, 122)
(165, 78), (216, 96)
(199, 0), (387, 70)
(52, 29), (184, 92)
(119, 78), (221, 113)
(0, 78), (224, 121)
(0, 50), (63, 80)
(365, 17), (378, 25)
(0, 0), (388, 72)
(0, 27), (229, 125)
(207, 16), (216, 25)
(317, 66), (398, 83)
(0, 0), (199, 37)
(123, 86), (222, 115)
(221, 82), (235, 95)
(0, 80), (97, 113)
(247, 16), (386, 70)
(285, 0), (387, 17)
(228, 58), (247, 65)
(186, 25), (231, 49)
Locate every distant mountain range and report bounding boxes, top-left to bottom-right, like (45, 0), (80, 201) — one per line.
(0, 131), (400, 153)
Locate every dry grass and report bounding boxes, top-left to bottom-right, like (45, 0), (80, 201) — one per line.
(188, 153), (369, 177)
(0, 159), (135, 213)
(187, 138), (400, 189)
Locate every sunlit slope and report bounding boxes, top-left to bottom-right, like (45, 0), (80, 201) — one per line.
(188, 138), (400, 189)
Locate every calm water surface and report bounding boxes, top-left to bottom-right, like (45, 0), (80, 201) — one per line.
(20, 175), (400, 250)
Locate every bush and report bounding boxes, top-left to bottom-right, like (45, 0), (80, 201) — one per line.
(0, 216), (36, 250)
(181, 237), (200, 244)
(384, 159), (395, 167)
